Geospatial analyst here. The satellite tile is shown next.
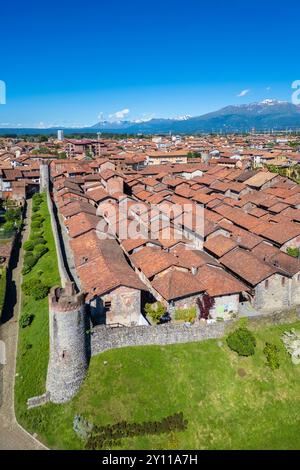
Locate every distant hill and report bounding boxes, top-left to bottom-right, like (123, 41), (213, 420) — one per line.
(1, 100), (300, 135)
(91, 100), (300, 133)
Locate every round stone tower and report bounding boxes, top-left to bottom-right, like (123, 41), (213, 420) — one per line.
(46, 283), (90, 403)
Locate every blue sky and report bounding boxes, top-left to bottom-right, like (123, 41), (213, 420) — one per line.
(0, 0), (299, 127)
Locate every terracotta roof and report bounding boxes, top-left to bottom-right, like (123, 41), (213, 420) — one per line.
(60, 200), (96, 218)
(220, 248), (278, 286)
(196, 265), (248, 297)
(86, 187), (111, 203)
(152, 269), (204, 301)
(252, 242), (300, 276)
(204, 234), (238, 258)
(73, 236), (146, 297)
(256, 221), (300, 245)
(130, 247), (184, 279)
(65, 212), (100, 238)
(243, 171), (277, 188)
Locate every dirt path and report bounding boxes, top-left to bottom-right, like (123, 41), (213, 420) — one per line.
(0, 199), (47, 450)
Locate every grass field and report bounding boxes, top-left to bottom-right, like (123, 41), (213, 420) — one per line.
(16, 313), (300, 449)
(15, 193), (60, 426)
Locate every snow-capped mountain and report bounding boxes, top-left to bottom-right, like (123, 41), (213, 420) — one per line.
(90, 100), (300, 133)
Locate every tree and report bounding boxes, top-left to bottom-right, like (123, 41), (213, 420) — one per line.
(226, 328), (256, 356)
(144, 302), (166, 324)
(197, 294), (215, 320)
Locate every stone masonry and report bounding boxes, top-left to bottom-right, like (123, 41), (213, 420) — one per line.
(46, 283), (90, 403)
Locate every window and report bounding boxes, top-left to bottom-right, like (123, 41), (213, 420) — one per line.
(281, 277), (286, 286)
(298, 274), (300, 282)
(104, 301), (112, 311)
(264, 279), (269, 289)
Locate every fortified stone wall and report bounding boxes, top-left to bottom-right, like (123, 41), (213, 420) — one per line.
(91, 308), (300, 357)
(46, 284), (90, 403)
(45, 183), (70, 287)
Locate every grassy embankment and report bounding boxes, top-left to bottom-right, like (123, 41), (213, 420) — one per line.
(15, 193), (60, 426)
(16, 314), (300, 450)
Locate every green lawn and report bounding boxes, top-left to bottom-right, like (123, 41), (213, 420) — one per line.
(15, 193), (61, 426)
(16, 316), (300, 450)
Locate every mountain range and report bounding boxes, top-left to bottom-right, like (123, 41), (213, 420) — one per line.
(1, 100), (300, 135)
(91, 100), (300, 134)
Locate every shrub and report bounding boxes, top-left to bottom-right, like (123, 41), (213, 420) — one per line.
(23, 253), (37, 269)
(22, 265), (32, 275)
(23, 240), (34, 251)
(144, 302), (166, 324)
(286, 247), (299, 258)
(33, 193), (43, 202)
(31, 213), (44, 222)
(226, 328), (256, 357)
(263, 342), (280, 370)
(19, 312), (34, 328)
(34, 237), (47, 245)
(2, 220), (15, 231)
(174, 307), (196, 322)
(22, 278), (41, 295)
(30, 231), (44, 240)
(22, 278), (49, 300)
(34, 244), (48, 257)
(31, 220), (43, 230)
(4, 207), (21, 221)
(32, 283), (49, 300)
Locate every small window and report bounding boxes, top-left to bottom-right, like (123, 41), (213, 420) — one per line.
(104, 301), (112, 311)
(298, 274), (300, 282)
(281, 277), (286, 286)
(265, 279), (269, 289)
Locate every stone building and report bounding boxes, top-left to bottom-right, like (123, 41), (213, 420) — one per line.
(220, 248), (293, 311)
(46, 283), (90, 403)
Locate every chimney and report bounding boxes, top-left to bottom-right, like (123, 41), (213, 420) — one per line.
(191, 266), (198, 276)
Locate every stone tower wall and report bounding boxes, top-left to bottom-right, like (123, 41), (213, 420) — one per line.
(46, 284), (90, 403)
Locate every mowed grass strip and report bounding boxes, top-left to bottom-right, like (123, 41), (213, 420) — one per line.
(15, 193), (60, 430)
(20, 319), (300, 450)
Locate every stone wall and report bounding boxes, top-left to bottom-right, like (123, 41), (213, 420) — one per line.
(91, 322), (226, 356)
(46, 285), (90, 404)
(27, 392), (50, 409)
(45, 182), (70, 287)
(91, 308), (300, 357)
(90, 286), (141, 326)
(254, 274), (298, 311)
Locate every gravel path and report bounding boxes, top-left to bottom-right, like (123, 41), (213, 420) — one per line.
(0, 199), (47, 450)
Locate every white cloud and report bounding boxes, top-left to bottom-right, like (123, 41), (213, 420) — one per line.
(109, 108), (130, 120)
(237, 89), (250, 97)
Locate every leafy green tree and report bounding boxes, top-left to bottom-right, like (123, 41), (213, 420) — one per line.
(226, 328), (256, 356)
(144, 302), (166, 324)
